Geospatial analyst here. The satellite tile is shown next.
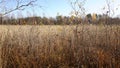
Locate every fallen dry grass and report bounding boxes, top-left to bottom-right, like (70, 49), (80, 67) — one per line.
(0, 25), (120, 68)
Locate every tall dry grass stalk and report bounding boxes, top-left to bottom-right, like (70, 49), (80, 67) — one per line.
(0, 25), (120, 68)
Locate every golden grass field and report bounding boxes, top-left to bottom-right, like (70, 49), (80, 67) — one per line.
(0, 25), (120, 68)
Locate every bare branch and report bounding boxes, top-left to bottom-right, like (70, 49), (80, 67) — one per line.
(69, 0), (86, 17)
(2, 0), (37, 16)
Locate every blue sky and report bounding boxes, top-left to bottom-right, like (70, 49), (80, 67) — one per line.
(7, 0), (120, 17)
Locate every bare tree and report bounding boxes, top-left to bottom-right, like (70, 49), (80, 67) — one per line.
(104, 0), (119, 24)
(104, 0), (120, 17)
(69, 0), (86, 17)
(68, 0), (87, 25)
(0, 0), (38, 16)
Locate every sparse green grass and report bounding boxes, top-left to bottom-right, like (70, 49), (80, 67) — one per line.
(0, 25), (120, 68)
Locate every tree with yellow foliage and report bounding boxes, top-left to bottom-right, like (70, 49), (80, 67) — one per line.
(92, 13), (97, 21)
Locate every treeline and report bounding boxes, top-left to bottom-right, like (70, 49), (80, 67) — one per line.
(0, 14), (120, 25)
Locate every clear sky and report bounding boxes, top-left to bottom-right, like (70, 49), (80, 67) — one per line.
(7, 0), (120, 17)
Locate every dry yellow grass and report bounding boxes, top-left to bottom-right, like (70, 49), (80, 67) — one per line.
(0, 25), (120, 68)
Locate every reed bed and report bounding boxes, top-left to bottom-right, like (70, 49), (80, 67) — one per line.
(0, 25), (120, 68)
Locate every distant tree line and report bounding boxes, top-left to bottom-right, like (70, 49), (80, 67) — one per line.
(0, 14), (120, 25)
